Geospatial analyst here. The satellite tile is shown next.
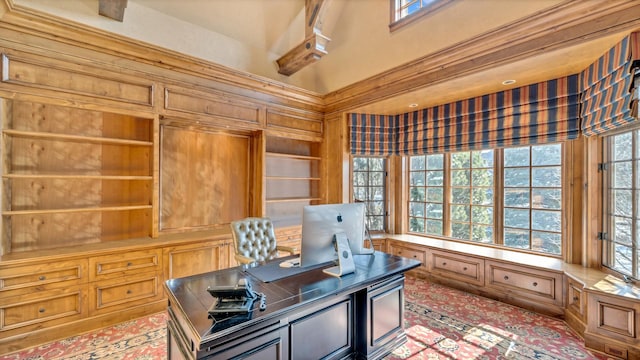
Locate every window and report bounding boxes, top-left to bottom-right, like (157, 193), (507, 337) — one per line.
(409, 144), (564, 256)
(352, 157), (387, 232)
(602, 128), (639, 278)
(390, 0), (454, 32)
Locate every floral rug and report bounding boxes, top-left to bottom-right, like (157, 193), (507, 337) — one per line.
(0, 313), (167, 360)
(390, 276), (613, 360)
(0, 276), (614, 360)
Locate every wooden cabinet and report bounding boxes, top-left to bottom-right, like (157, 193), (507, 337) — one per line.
(429, 249), (484, 286)
(0, 260), (87, 298)
(584, 290), (640, 359)
(265, 136), (322, 227)
(1, 100), (154, 255)
(565, 276), (587, 336)
(163, 238), (234, 279)
(388, 241), (427, 272)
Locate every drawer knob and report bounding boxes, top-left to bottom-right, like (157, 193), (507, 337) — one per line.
(127, 262), (133, 267)
(573, 296), (579, 301)
(504, 276), (509, 280)
(39, 308), (45, 313)
(532, 282), (538, 287)
(39, 275), (46, 281)
(463, 267), (468, 271)
(442, 262), (447, 266)
(127, 289), (132, 294)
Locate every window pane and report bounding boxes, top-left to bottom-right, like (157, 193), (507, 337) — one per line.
(353, 158), (368, 171)
(614, 132), (633, 161)
(532, 167), (561, 187)
(427, 154), (444, 169)
(472, 206), (493, 225)
(472, 225), (493, 243)
(504, 228), (530, 249)
(354, 187), (367, 202)
(504, 208), (529, 228)
(369, 172), (384, 186)
(614, 216), (633, 246)
(369, 216), (384, 231)
(409, 217), (424, 232)
(451, 152), (470, 168)
(504, 147), (530, 167)
(410, 202), (424, 217)
(532, 231), (561, 255)
(352, 157), (386, 232)
(451, 169), (470, 186)
(615, 244), (633, 275)
(472, 169), (494, 186)
(451, 188), (470, 204)
(505, 188), (530, 208)
(410, 187), (425, 202)
(532, 189), (561, 210)
(451, 204), (470, 222)
(427, 170), (444, 186)
(612, 162), (633, 188)
(613, 190), (633, 217)
(472, 188), (493, 205)
(532, 210), (561, 232)
(532, 144), (562, 166)
(370, 158), (384, 171)
(472, 150), (494, 168)
(426, 219), (443, 235)
(504, 168), (530, 187)
(410, 156), (425, 170)
(426, 203), (443, 219)
(451, 222), (470, 239)
(426, 188), (443, 202)
(354, 172), (367, 186)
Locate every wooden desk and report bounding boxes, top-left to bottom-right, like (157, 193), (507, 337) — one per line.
(164, 251), (420, 360)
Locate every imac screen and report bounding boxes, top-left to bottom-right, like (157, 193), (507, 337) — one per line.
(300, 203), (366, 268)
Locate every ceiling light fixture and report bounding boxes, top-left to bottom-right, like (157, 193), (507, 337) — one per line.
(409, 103), (419, 108)
(502, 79), (516, 85)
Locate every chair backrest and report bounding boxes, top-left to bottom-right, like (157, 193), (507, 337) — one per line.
(230, 217), (278, 263)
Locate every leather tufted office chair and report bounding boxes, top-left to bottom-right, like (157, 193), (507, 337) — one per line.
(229, 217), (296, 265)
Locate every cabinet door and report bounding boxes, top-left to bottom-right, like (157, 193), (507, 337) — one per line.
(363, 276), (405, 359)
(163, 239), (233, 280)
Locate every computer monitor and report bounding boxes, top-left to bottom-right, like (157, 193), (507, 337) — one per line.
(300, 203), (373, 269)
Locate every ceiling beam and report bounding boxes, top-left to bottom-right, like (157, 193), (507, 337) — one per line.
(276, 0), (331, 76)
(99, 0), (127, 22)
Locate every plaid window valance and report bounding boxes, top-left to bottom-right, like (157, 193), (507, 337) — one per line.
(349, 75), (580, 155)
(580, 32), (639, 136)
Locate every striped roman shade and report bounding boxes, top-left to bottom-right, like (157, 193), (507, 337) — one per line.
(349, 76), (580, 156)
(581, 32), (639, 136)
(349, 113), (398, 155)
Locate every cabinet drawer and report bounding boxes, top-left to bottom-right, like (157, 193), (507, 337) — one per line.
(429, 250), (484, 286)
(90, 272), (162, 315)
(0, 260), (88, 297)
(566, 277), (585, 319)
(486, 261), (563, 306)
(0, 286), (87, 332)
(90, 249), (161, 281)
(388, 243), (426, 269)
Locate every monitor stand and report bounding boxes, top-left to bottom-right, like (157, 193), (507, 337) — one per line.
(323, 232), (355, 277)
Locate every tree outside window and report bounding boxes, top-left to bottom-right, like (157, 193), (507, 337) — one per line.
(352, 157), (386, 232)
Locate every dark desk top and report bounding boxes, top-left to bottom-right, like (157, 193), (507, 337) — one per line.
(163, 251), (420, 350)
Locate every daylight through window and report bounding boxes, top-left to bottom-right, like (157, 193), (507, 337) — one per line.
(352, 157), (386, 231)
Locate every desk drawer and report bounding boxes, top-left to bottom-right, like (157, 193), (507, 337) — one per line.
(429, 250), (484, 286)
(90, 272), (162, 315)
(486, 261), (563, 306)
(90, 249), (161, 281)
(0, 260), (88, 298)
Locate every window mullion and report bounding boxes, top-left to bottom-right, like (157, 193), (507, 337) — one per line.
(495, 149), (504, 245)
(633, 131), (638, 278)
(443, 153), (451, 238)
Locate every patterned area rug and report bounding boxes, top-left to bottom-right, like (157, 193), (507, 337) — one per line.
(0, 277), (614, 360)
(0, 313), (167, 360)
(390, 276), (613, 360)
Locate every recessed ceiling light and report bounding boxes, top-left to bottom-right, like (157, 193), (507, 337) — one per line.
(502, 79), (516, 85)
(409, 103), (419, 108)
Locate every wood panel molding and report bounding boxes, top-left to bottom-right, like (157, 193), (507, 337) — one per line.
(323, 0), (640, 115)
(0, 0), (324, 111)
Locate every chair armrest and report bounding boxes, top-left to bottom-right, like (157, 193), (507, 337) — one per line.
(276, 245), (297, 255)
(234, 254), (256, 265)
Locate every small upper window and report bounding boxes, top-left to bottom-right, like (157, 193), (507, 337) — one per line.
(390, 0), (455, 32)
